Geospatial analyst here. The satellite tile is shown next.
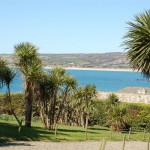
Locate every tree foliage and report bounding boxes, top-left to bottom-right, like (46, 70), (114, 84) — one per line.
(106, 94), (130, 131)
(14, 42), (42, 127)
(123, 10), (150, 78)
(0, 59), (22, 127)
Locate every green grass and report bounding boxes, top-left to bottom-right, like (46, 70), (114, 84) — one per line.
(0, 116), (150, 142)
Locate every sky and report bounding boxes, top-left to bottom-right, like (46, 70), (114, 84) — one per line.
(0, 0), (150, 54)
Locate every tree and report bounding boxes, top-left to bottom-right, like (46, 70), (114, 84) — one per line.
(14, 42), (42, 127)
(48, 67), (66, 128)
(74, 85), (97, 128)
(123, 10), (150, 79)
(35, 67), (77, 129)
(107, 103), (130, 132)
(35, 72), (52, 129)
(83, 85), (96, 139)
(107, 93), (119, 106)
(0, 59), (22, 127)
(105, 93), (120, 111)
(56, 74), (77, 124)
(0, 59), (7, 88)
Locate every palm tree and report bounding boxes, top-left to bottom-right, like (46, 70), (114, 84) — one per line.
(0, 59), (22, 126)
(107, 93), (119, 106)
(14, 42), (42, 127)
(123, 10), (150, 78)
(74, 85), (96, 128)
(36, 72), (52, 129)
(73, 87), (85, 126)
(83, 85), (96, 139)
(0, 59), (7, 88)
(107, 104), (130, 132)
(35, 67), (77, 129)
(48, 67), (66, 128)
(56, 74), (77, 123)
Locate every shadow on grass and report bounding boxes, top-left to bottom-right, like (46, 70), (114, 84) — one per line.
(58, 128), (85, 133)
(88, 127), (110, 131)
(121, 131), (130, 134)
(0, 122), (54, 142)
(0, 142), (31, 147)
(58, 128), (100, 135)
(0, 122), (105, 143)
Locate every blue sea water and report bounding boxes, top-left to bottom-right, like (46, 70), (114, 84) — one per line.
(0, 70), (149, 93)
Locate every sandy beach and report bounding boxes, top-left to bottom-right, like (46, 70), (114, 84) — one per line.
(44, 66), (135, 72)
(0, 141), (148, 150)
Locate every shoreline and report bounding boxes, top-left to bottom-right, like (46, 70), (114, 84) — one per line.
(44, 66), (135, 72)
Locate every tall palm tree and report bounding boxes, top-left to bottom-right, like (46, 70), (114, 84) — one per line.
(36, 67), (77, 129)
(73, 87), (85, 126)
(36, 72), (52, 129)
(123, 10), (150, 78)
(74, 85), (96, 128)
(14, 42), (42, 127)
(0, 59), (22, 126)
(83, 85), (96, 138)
(49, 67), (66, 128)
(56, 74), (77, 123)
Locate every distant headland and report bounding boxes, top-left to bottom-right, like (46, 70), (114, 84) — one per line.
(0, 52), (130, 70)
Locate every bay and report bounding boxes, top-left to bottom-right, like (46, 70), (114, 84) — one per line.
(0, 69), (149, 93)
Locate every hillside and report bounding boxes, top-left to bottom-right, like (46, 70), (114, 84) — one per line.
(0, 52), (129, 69)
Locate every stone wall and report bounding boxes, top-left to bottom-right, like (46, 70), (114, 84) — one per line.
(97, 91), (150, 104)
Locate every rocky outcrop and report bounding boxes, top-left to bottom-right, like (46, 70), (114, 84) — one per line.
(97, 87), (150, 104)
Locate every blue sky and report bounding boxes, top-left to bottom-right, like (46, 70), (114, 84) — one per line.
(0, 0), (150, 54)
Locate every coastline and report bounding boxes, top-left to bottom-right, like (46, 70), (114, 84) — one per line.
(44, 66), (135, 72)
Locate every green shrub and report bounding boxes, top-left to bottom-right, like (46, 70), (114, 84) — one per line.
(0, 114), (10, 121)
(127, 103), (150, 131)
(0, 93), (24, 115)
(93, 100), (107, 126)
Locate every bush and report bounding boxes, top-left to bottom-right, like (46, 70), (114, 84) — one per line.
(127, 103), (150, 131)
(0, 93), (24, 115)
(93, 100), (107, 126)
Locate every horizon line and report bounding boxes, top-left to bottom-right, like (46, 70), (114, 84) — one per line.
(0, 52), (126, 55)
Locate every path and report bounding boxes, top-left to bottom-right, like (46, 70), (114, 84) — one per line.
(0, 141), (148, 150)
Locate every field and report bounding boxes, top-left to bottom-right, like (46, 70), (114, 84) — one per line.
(0, 115), (150, 142)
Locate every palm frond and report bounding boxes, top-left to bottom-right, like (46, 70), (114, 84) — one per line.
(123, 10), (150, 78)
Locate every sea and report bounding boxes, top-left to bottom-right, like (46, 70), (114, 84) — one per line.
(0, 69), (150, 93)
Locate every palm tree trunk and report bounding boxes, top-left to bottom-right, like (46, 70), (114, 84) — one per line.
(51, 90), (58, 129)
(85, 114), (89, 140)
(49, 90), (56, 129)
(25, 80), (33, 127)
(40, 104), (47, 129)
(7, 84), (22, 127)
(56, 88), (68, 123)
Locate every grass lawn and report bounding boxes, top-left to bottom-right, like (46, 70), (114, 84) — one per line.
(0, 116), (150, 142)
